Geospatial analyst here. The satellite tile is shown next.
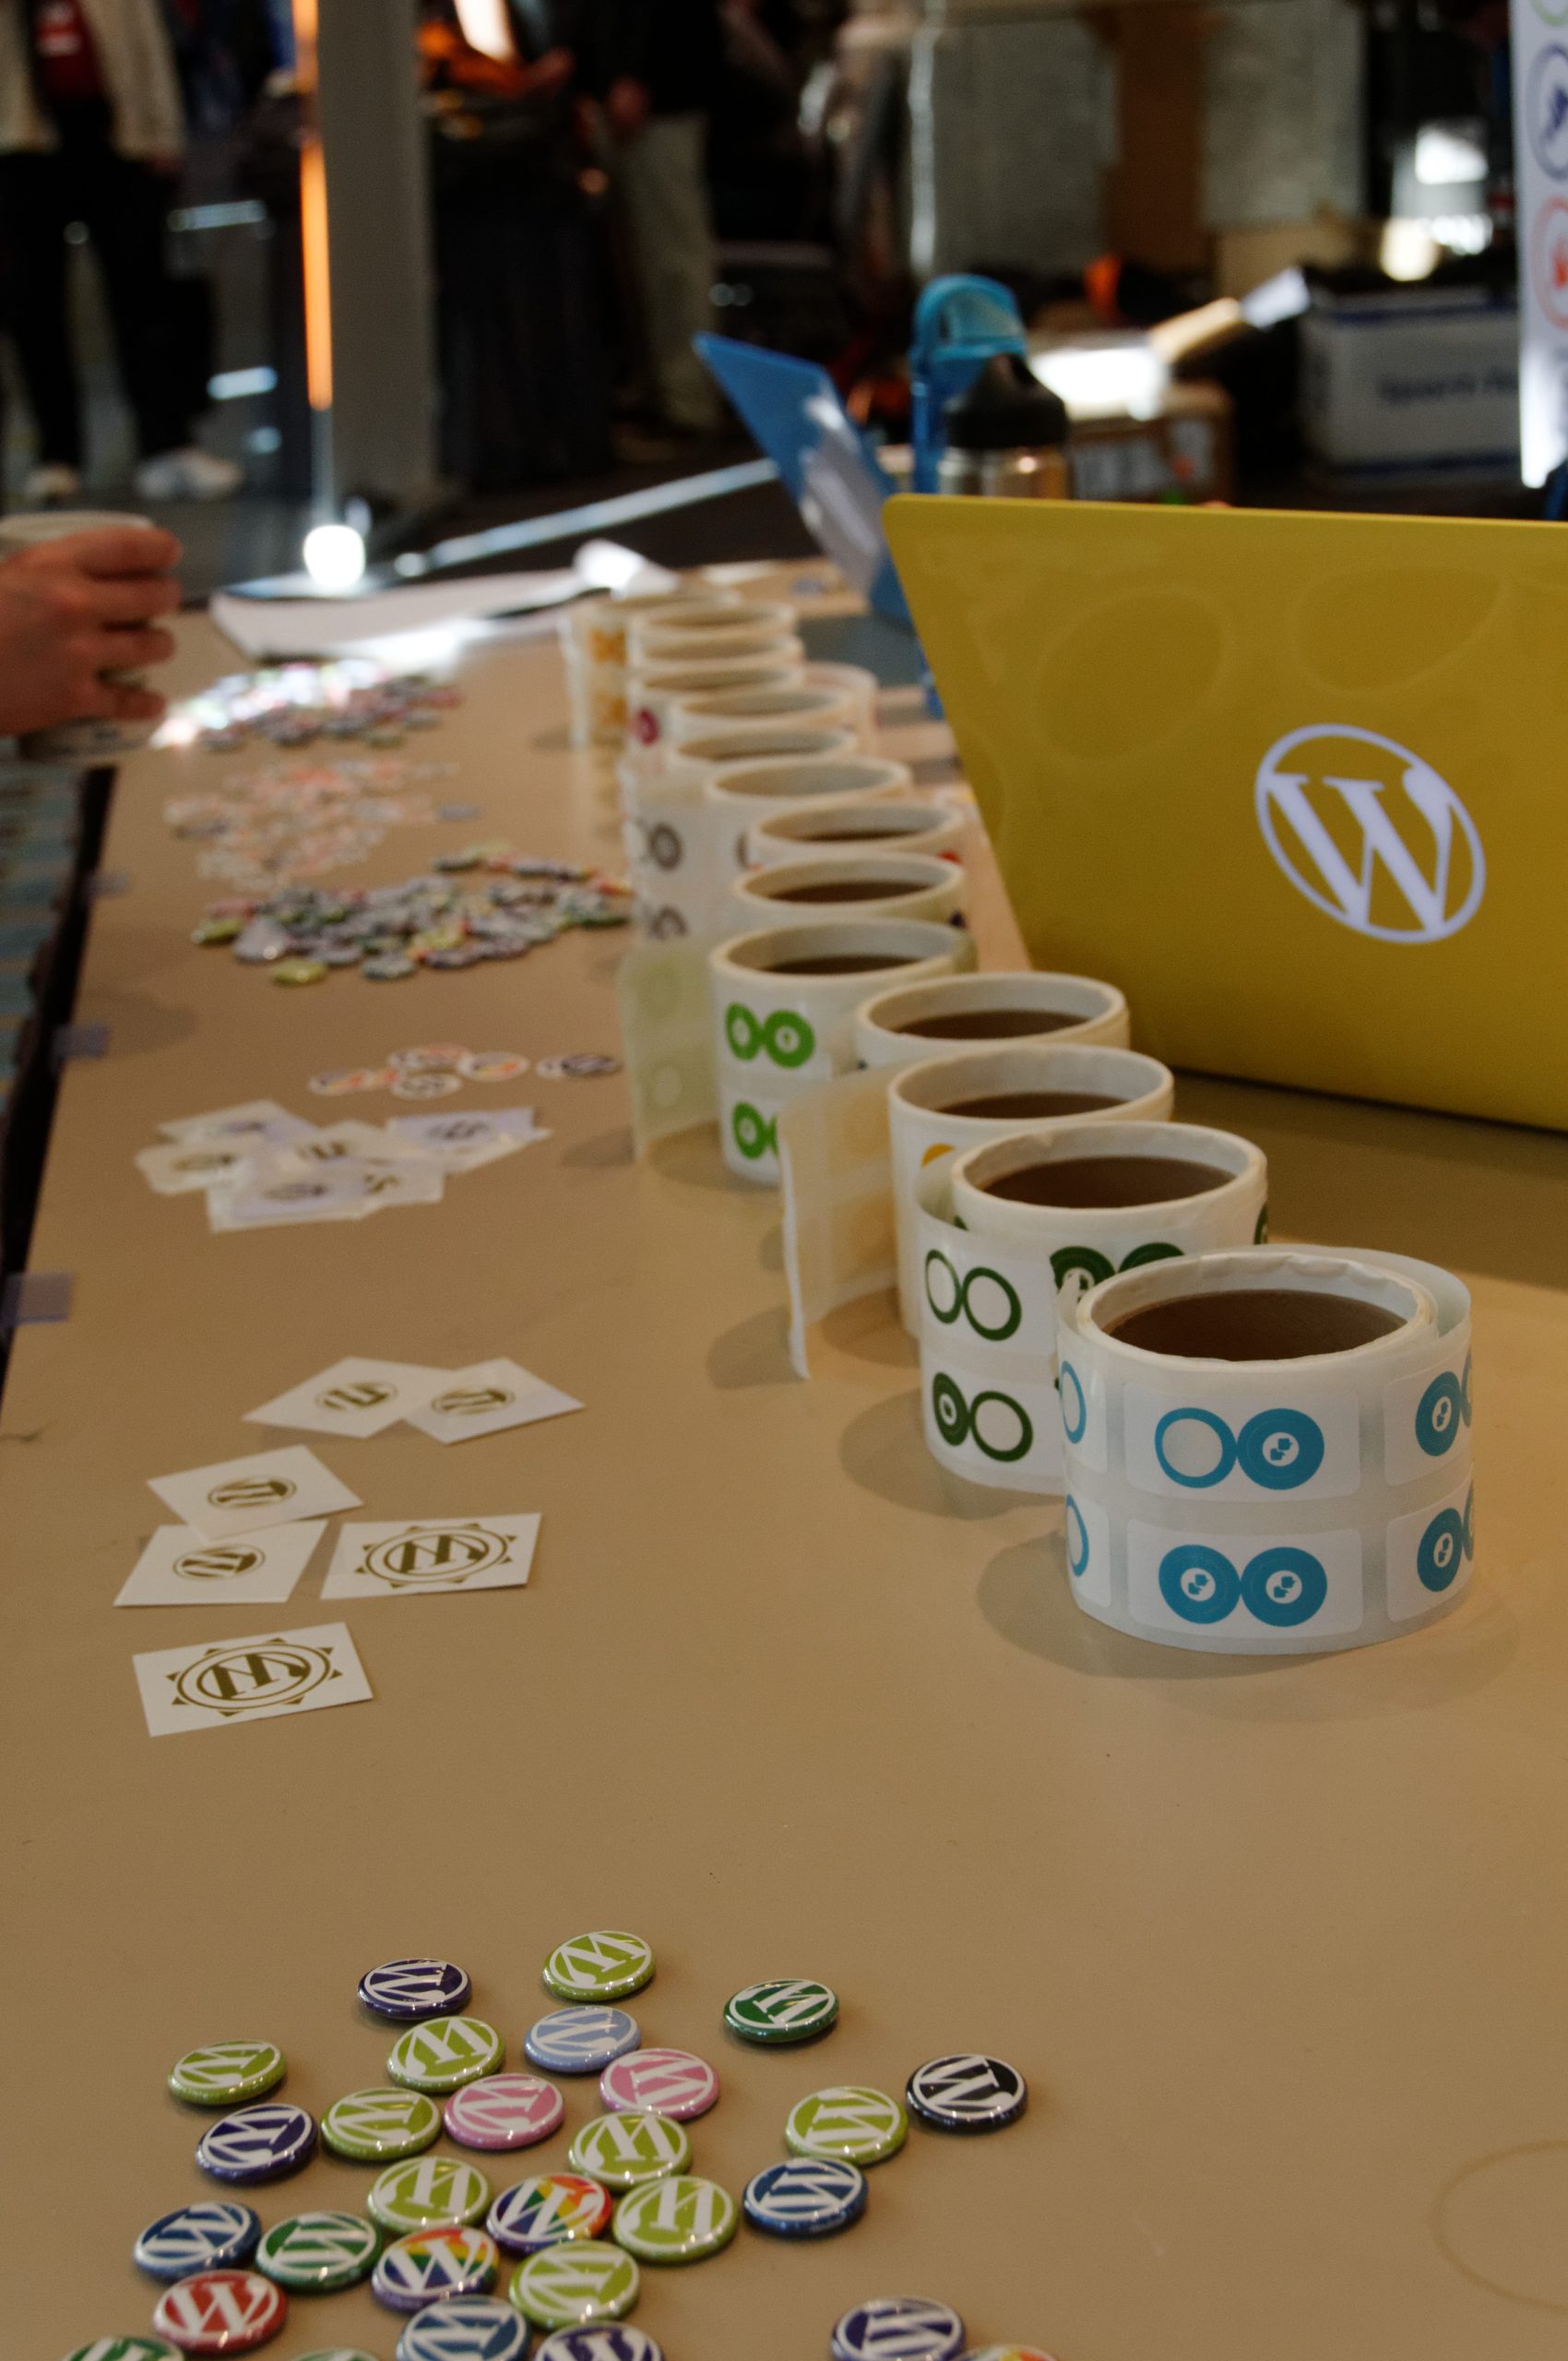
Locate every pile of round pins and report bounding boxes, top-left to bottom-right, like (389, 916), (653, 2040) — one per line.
(73, 1937), (1045, 2361)
(310, 1047), (622, 1098)
(190, 852), (633, 986)
(164, 757), (449, 894)
(159, 662), (461, 756)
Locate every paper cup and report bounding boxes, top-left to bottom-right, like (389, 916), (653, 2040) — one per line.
(712, 919), (976, 1185)
(913, 1119), (1265, 1496)
(624, 651), (805, 762)
(731, 850), (966, 930)
(888, 1046), (1174, 1331)
(0, 507), (166, 760)
(749, 799), (965, 868)
(561, 587), (729, 746)
(1058, 1243), (1474, 1654)
(856, 970), (1130, 1071)
(669, 682), (859, 746)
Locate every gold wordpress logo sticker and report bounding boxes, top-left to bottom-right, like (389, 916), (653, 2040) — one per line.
(1255, 724), (1485, 943)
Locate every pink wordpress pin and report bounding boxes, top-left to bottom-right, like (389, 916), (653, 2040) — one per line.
(444, 2071), (564, 2151)
(599, 2045), (720, 2121)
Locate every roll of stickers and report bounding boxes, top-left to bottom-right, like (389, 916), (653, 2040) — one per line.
(669, 682), (861, 748)
(801, 660), (879, 742)
(748, 797), (966, 868)
(914, 1120), (1265, 1493)
(560, 587), (728, 746)
(777, 1040), (1171, 1376)
(887, 1044), (1174, 1329)
(705, 754), (915, 894)
(630, 599), (798, 668)
(1056, 1243), (1474, 1654)
(712, 919), (975, 1184)
(730, 850), (967, 931)
(623, 653), (804, 768)
(617, 940), (719, 1154)
(624, 754), (907, 945)
(855, 970), (1129, 1070)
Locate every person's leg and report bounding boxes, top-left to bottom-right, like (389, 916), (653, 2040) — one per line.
(0, 151), (84, 467)
(617, 113), (719, 433)
(73, 139), (190, 459)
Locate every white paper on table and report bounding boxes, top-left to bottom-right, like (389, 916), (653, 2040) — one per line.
(134, 1620), (374, 1735)
(211, 570), (582, 661)
(148, 1444), (362, 1541)
(385, 1109), (548, 1171)
(137, 1138), (255, 1195)
(208, 1158), (385, 1229)
(404, 1359), (583, 1444)
(116, 1521), (327, 1607)
(159, 1100), (321, 1147)
(322, 1514), (540, 1597)
(245, 1358), (452, 1439)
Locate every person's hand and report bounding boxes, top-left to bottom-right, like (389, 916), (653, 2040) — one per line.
(0, 526), (182, 737)
(146, 151), (182, 179)
(605, 75), (650, 136)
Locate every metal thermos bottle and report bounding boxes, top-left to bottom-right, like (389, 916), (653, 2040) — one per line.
(937, 353), (1072, 498)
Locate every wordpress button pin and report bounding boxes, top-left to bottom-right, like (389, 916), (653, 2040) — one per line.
(784, 2086), (907, 2165)
(151, 2269), (289, 2355)
(524, 2010), (640, 2076)
(830, 2299), (966, 2361)
(196, 2102), (316, 2185)
(135, 2201), (261, 2281)
(395, 2300), (532, 2361)
(360, 1959), (473, 2022)
(906, 2054), (1027, 2133)
(742, 2157), (866, 2238)
(541, 1933), (654, 2004)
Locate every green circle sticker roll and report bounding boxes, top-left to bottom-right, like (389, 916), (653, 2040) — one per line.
(542, 1931), (655, 2004)
(507, 2239), (640, 2329)
(387, 2014), (505, 2094)
(724, 1978), (838, 2046)
(321, 2085), (443, 2160)
(168, 2042), (286, 2107)
(255, 2209), (379, 2290)
(784, 2084), (908, 2165)
(612, 2175), (738, 2264)
(368, 2154), (493, 2235)
(568, 2109), (689, 2190)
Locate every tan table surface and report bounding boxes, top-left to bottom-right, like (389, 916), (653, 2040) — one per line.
(6, 585), (1568, 2361)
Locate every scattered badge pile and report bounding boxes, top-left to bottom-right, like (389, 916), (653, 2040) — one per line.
(190, 852), (631, 984)
(309, 1046), (621, 1099)
(165, 757), (450, 895)
(158, 660), (461, 755)
(67, 1939), (1047, 2361)
(135, 1098), (550, 1230)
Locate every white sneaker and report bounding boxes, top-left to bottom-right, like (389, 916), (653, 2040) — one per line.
(135, 446), (244, 502)
(21, 463), (82, 504)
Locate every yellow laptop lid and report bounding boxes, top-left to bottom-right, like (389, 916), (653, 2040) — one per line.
(885, 494), (1568, 1132)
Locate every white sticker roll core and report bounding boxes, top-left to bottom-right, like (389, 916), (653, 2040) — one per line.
(748, 798), (966, 868)
(888, 1046), (1177, 1331)
(856, 969), (1130, 1071)
(730, 850), (967, 931)
(711, 919), (974, 1185)
(1057, 1244), (1474, 1654)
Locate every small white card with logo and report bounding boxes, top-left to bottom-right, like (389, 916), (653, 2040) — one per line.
(116, 1521), (327, 1607)
(136, 1138), (255, 1195)
(134, 1620), (374, 1737)
(159, 1099), (320, 1146)
(322, 1514), (540, 1599)
(245, 1358), (451, 1441)
(148, 1445), (362, 1542)
(404, 1358), (583, 1445)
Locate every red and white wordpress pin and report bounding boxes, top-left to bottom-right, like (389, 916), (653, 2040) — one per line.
(599, 2045), (720, 2120)
(152, 2269), (288, 2354)
(444, 2070), (565, 2151)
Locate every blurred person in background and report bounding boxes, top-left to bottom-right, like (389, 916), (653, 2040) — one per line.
(0, 0), (243, 504)
(585, 0), (723, 441)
